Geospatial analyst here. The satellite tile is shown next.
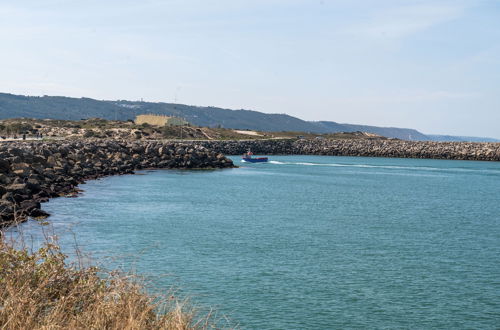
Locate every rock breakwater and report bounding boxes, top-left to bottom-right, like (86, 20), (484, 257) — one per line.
(2, 138), (498, 228)
(0, 140), (233, 228)
(199, 139), (500, 161)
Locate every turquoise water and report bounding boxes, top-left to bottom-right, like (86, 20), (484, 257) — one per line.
(11, 156), (500, 329)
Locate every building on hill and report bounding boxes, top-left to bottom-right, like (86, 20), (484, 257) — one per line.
(134, 114), (188, 127)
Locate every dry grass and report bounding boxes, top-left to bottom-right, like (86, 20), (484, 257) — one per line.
(0, 235), (227, 330)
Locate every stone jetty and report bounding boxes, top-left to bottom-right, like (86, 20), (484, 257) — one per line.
(0, 140), (233, 228)
(2, 138), (499, 228)
(199, 139), (500, 161)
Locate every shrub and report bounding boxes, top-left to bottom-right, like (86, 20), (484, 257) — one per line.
(83, 130), (95, 138)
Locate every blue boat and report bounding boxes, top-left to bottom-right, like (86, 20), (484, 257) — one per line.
(242, 151), (268, 163)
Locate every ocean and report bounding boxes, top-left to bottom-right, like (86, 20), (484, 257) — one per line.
(10, 155), (500, 329)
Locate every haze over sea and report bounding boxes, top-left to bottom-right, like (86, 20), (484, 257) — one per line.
(12, 156), (500, 329)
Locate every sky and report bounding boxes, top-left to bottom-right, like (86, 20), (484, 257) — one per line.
(1, 0), (499, 138)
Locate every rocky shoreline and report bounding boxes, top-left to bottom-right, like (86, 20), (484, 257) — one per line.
(0, 140), (233, 228)
(199, 139), (500, 161)
(2, 138), (499, 229)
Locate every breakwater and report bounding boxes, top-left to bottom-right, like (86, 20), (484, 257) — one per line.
(199, 139), (500, 161)
(2, 138), (499, 228)
(0, 140), (233, 228)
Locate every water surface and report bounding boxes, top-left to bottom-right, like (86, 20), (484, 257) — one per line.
(12, 156), (500, 329)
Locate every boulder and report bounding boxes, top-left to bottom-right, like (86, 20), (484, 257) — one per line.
(6, 183), (29, 195)
(0, 159), (10, 173)
(29, 208), (50, 218)
(20, 200), (41, 212)
(0, 200), (14, 215)
(0, 174), (11, 185)
(2, 192), (13, 201)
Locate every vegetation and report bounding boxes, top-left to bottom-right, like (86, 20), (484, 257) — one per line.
(0, 235), (224, 329)
(0, 122), (35, 136)
(0, 117), (390, 141)
(0, 92), (432, 140)
(83, 130), (96, 138)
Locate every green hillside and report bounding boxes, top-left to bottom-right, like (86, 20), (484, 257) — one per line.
(1, 92), (493, 141)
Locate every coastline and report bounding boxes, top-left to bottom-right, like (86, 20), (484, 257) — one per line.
(0, 140), (234, 229)
(2, 137), (499, 229)
(2, 138), (499, 328)
(11, 150), (499, 329)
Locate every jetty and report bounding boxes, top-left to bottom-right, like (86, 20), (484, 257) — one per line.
(0, 140), (233, 228)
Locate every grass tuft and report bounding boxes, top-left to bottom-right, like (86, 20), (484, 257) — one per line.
(0, 235), (228, 329)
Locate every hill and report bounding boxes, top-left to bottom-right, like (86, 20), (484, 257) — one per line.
(0, 93), (321, 132)
(0, 93), (496, 141)
(314, 121), (430, 141)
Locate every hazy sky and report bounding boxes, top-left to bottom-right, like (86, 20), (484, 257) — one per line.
(1, 0), (499, 138)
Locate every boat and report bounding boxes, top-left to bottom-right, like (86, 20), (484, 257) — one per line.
(242, 150), (268, 163)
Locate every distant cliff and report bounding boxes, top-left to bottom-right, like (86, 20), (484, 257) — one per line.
(0, 92), (496, 142)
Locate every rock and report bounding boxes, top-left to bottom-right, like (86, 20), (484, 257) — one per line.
(2, 192), (13, 201)
(11, 162), (31, 171)
(0, 174), (10, 185)
(7, 147), (23, 157)
(32, 155), (47, 165)
(9, 156), (24, 164)
(6, 183), (29, 195)
(29, 208), (50, 218)
(0, 200), (14, 216)
(13, 194), (30, 203)
(20, 200), (41, 212)
(46, 155), (57, 166)
(26, 181), (42, 194)
(0, 159), (10, 173)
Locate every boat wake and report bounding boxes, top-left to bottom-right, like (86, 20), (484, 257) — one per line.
(267, 160), (500, 174)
